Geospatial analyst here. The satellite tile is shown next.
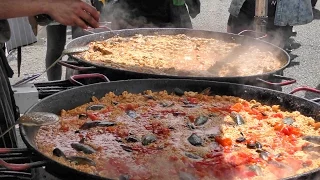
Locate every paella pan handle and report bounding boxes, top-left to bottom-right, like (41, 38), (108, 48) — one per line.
(0, 148), (48, 171)
(69, 73), (110, 86)
(289, 87), (320, 102)
(238, 30), (268, 39)
(58, 60), (96, 71)
(256, 74), (296, 86)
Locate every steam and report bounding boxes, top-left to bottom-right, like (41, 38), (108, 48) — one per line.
(99, 0), (192, 30)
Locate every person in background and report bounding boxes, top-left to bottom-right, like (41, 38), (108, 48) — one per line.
(227, 0), (313, 50)
(312, 0), (318, 8)
(0, 0), (99, 148)
(102, 0), (200, 30)
(43, 0), (105, 81)
(45, 0), (201, 80)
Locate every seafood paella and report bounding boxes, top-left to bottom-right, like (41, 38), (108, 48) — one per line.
(36, 88), (320, 180)
(76, 34), (282, 77)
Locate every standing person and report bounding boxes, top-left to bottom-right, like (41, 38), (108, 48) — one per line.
(43, 0), (104, 81)
(227, 0), (313, 49)
(102, 0), (200, 30)
(0, 0), (100, 148)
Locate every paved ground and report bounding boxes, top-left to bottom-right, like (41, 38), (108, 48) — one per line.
(8, 0), (320, 100)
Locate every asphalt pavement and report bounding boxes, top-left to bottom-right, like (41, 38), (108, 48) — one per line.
(8, 0), (320, 100)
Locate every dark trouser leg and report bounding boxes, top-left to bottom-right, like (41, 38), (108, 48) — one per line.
(0, 49), (17, 148)
(45, 25), (66, 81)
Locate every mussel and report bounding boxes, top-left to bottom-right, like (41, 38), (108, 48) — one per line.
(236, 137), (246, 143)
(188, 133), (203, 146)
(144, 95), (155, 100)
(125, 136), (140, 143)
(120, 145), (133, 152)
(126, 110), (138, 119)
(53, 148), (96, 166)
(179, 171), (197, 180)
(248, 165), (263, 176)
(174, 88), (185, 96)
(71, 143), (96, 154)
(160, 101), (175, 107)
(200, 87), (211, 96)
(283, 117), (294, 125)
(194, 115), (208, 126)
(119, 175), (130, 180)
(78, 114), (87, 120)
(230, 112), (245, 125)
(79, 121), (116, 130)
(141, 134), (157, 146)
(302, 144), (320, 152)
(303, 136), (320, 145)
(259, 150), (270, 161)
(185, 152), (201, 159)
(86, 104), (106, 111)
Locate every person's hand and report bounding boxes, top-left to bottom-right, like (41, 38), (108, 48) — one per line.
(45, 0), (100, 29)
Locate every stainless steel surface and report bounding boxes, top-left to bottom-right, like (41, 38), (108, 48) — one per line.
(12, 83), (39, 114)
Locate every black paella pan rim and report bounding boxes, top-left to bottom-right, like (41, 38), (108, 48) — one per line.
(20, 79), (319, 180)
(65, 28), (291, 81)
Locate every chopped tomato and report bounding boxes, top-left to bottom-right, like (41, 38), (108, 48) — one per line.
(274, 122), (284, 131)
(144, 122), (170, 136)
(169, 156), (178, 161)
(215, 137), (232, 147)
(230, 103), (243, 112)
(100, 106), (113, 113)
(119, 103), (139, 111)
(188, 115), (196, 122)
(87, 113), (99, 120)
(59, 125), (69, 132)
(274, 123), (301, 137)
(271, 113), (284, 118)
(187, 97), (199, 104)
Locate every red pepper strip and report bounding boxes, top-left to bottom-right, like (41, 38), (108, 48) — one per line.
(87, 113), (99, 120)
(215, 137), (232, 147)
(271, 113), (284, 118)
(187, 97), (199, 104)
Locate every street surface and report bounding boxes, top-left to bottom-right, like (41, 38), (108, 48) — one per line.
(8, 0), (320, 100)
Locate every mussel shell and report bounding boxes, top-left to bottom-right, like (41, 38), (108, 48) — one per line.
(248, 165), (263, 175)
(141, 134), (157, 146)
(78, 114), (87, 120)
(86, 104), (106, 111)
(179, 172), (197, 180)
(247, 141), (256, 149)
(200, 87), (211, 95)
(160, 101), (175, 107)
(194, 115), (208, 126)
(230, 112), (245, 125)
(283, 117), (294, 125)
(303, 136), (320, 145)
(125, 136), (140, 143)
(71, 143), (96, 154)
(185, 152), (201, 159)
(188, 133), (203, 146)
(119, 174), (130, 180)
(120, 145), (133, 152)
(53, 148), (66, 158)
(259, 150), (270, 161)
(67, 156), (96, 166)
(255, 142), (263, 149)
(126, 110), (138, 119)
(79, 121), (116, 130)
(236, 137), (246, 143)
(174, 88), (185, 96)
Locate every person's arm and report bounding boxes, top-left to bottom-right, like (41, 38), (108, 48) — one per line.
(0, 0), (99, 29)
